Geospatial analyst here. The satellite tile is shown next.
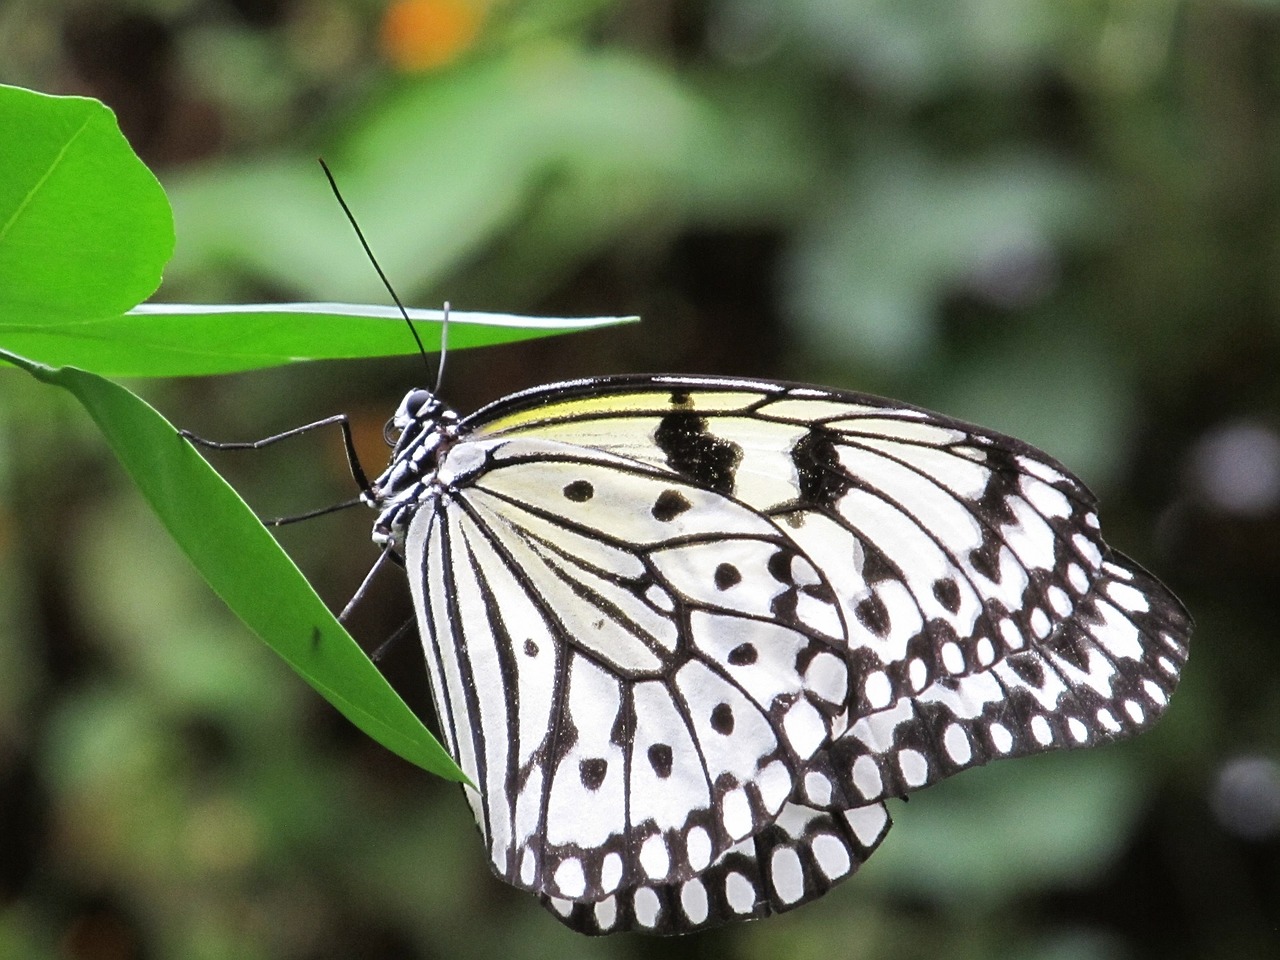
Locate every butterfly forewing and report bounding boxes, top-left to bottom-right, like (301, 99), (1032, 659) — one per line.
(374, 374), (1191, 935)
(466, 379), (1191, 804)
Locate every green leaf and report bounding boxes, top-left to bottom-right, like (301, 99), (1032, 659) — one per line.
(0, 84), (632, 781)
(0, 84), (635, 378)
(0, 84), (174, 323)
(1, 302), (637, 377)
(0, 347), (463, 782)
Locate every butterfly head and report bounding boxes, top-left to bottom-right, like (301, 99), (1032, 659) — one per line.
(367, 388), (460, 550)
(383, 388), (457, 452)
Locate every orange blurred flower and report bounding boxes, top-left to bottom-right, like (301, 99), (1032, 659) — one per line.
(380, 0), (483, 72)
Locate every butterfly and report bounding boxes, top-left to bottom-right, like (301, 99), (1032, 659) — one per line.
(361, 372), (1191, 935)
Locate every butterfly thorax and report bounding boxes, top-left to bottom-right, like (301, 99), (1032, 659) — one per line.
(368, 388), (461, 551)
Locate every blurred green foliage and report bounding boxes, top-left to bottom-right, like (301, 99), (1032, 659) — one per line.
(1, 1), (1277, 959)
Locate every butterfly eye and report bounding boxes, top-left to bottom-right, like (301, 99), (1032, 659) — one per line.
(382, 417), (400, 446)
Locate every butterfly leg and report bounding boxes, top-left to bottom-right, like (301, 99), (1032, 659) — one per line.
(180, 413), (372, 495)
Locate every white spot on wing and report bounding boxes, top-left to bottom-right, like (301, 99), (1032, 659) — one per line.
(687, 826), (712, 871)
(1017, 456), (1068, 486)
(975, 636), (995, 666)
(918, 670), (1005, 719)
(1072, 533), (1103, 568)
(1107, 581), (1151, 613)
(944, 724), (973, 765)
(601, 852), (623, 893)
(1030, 607), (1051, 639)
(1068, 563), (1089, 593)
(759, 759), (792, 813)
(1022, 476), (1072, 517)
(898, 748), (929, 787)
(1144, 679), (1170, 705)
(865, 671), (893, 708)
(804, 770), (833, 806)
(725, 871), (756, 914)
(1000, 618), (1025, 650)
(1030, 715), (1053, 745)
(811, 832), (852, 879)
(1088, 602), (1145, 660)
(853, 698), (915, 751)
(640, 834), (670, 880)
(989, 723), (1014, 753)
(1004, 495), (1059, 571)
(806, 652), (848, 704)
(1048, 586), (1072, 617)
(852, 754), (883, 798)
(633, 887), (661, 928)
(594, 896), (618, 931)
(646, 584), (675, 612)
(845, 803), (890, 846)
(909, 657), (929, 690)
(681, 879), (709, 924)
(722, 788), (754, 840)
(554, 858), (586, 898)
(770, 846), (806, 904)
(783, 699), (828, 759)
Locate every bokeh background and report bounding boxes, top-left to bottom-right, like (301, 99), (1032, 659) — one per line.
(2, 1), (1278, 958)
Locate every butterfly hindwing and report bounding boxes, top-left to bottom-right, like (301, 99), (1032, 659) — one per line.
(405, 436), (851, 905)
(542, 799), (892, 935)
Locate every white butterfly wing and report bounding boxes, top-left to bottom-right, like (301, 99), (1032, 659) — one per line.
(393, 375), (1190, 934)
(405, 436), (852, 914)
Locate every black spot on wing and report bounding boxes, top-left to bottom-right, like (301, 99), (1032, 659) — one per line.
(803, 581), (837, 603)
(793, 426), (851, 506)
(654, 411), (742, 496)
(1041, 621), (1092, 671)
(861, 543), (899, 585)
(767, 549), (793, 583)
(652, 489), (692, 521)
(856, 595), (891, 637)
(1007, 652), (1046, 687)
(974, 450), (1024, 525)
(933, 578), (962, 613)
(714, 563), (742, 590)
(969, 539), (1002, 582)
(579, 758), (608, 790)
(563, 479), (594, 502)
(648, 743), (673, 778)
(710, 703), (735, 735)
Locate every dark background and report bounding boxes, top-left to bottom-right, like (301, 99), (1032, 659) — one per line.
(1, 1), (1277, 958)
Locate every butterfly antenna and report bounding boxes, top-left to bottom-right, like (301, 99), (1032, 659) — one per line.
(434, 301), (450, 394)
(318, 158), (432, 371)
